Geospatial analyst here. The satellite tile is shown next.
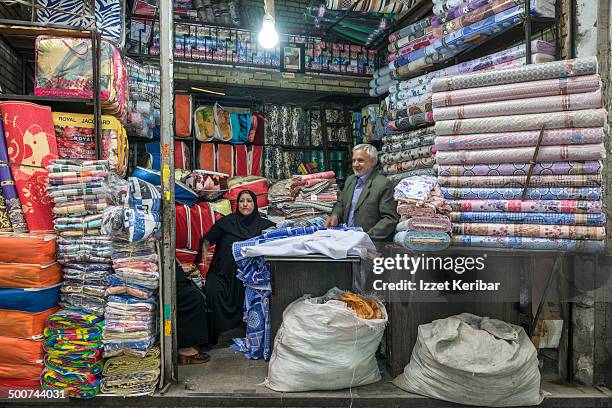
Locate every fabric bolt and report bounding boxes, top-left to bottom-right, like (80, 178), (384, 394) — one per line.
(435, 109), (606, 135)
(382, 126), (435, 145)
(387, 168), (438, 184)
(398, 215), (452, 233)
(380, 145), (435, 165)
(432, 0), (493, 27)
(397, 201), (437, 218)
(394, 230), (451, 251)
(434, 128), (604, 151)
(391, 101), (433, 119)
(382, 156), (437, 175)
(435, 143), (606, 165)
(452, 223), (605, 240)
(0, 101), (58, 232)
(450, 199), (603, 214)
(388, 34), (437, 62)
(431, 57), (598, 92)
(382, 133), (436, 154)
(450, 211), (606, 226)
(438, 174), (602, 188)
(438, 161), (602, 176)
(432, 74), (601, 108)
(451, 235), (604, 252)
(443, 187), (601, 201)
(388, 16), (433, 43)
(387, 112), (434, 132)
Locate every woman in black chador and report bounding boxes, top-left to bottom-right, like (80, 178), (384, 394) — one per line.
(200, 189), (275, 345)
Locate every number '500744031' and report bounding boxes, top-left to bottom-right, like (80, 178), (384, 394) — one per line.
(7, 389), (65, 399)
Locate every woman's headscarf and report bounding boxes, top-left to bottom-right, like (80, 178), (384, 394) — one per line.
(215, 189), (275, 240)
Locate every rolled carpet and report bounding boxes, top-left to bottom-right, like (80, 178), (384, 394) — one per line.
(100, 369), (160, 396)
(102, 346), (160, 376)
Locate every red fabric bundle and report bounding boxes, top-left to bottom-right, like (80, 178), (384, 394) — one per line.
(175, 141), (190, 169)
(175, 202), (216, 251)
(175, 94), (192, 138)
(0, 102), (58, 232)
(234, 145), (248, 176)
(249, 145), (263, 176)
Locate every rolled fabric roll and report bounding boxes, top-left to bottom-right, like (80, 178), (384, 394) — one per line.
(394, 230), (451, 251)
(449, 199), (603, 214)
(450, 211), (606, 226)
(442, 186), (602, 201)
(452, 222), (605, 240)
(451, 235), (605, 252)
(437, 174), (602, 188)
(437, 161), (603, 176)
(431, 57), (598, 92)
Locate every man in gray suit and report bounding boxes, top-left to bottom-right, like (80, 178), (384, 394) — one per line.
(325, 144), (399, 241)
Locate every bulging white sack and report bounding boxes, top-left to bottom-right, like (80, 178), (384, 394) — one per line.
(393, 313), (543, 407)
(265, 288), (387, 392)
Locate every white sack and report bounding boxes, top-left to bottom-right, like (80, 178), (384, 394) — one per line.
(265, 288), (387, 392)
(393, 313), (543, 407)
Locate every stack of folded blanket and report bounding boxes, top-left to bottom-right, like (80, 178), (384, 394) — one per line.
(370, 0), (556, 95)
(393, 175), (452, 251)
(380, 126), (438, 184)
(41, 309), (104, 398)
(271, 172), (339, 220)
(103, 240), (159, 360)
(100, 346), (161, 396)
(432, 57), (606, 252)
(125, 58), (160, 139)
(47, 160), (114, 316)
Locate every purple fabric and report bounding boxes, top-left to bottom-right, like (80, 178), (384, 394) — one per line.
(0, 119), (27, 231)
(437, 161), (603, 177)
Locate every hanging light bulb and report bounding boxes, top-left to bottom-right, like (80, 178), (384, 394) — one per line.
(258, 14), (278, 49)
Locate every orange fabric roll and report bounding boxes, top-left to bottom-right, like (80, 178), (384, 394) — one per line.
(0, 307), (58, 339)
(198, 143), (215, 172)
(0, 337), (44, 365)
(0, 363), (44, 379)
(0, 234), (56, 264)
(175, 94), (192, 138)
(0, 263), (62, 288)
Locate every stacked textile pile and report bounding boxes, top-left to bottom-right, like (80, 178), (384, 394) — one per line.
(0, 234), (60, 387)
(47, 160), (114, 316)
(370, 0), (556, 94)
(272, 172), (339, 221)
(36, 0), (124, 46)
(432, 57), (606, 252)
(380, 126), (437, 184)
(101, 346), (161, 396)
(125, 58), (160, 139)
(52, 112), (128, 177)
(393, 175), (452, 251)
(42, 309), (104, 398)
(35, 36), (128, 122)
(103, 241), (159, 360)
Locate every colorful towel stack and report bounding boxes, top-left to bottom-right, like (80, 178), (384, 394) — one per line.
(100, 346), (161, 396)
(46, 160), (114, 316)
(0, 234), (60, 387)
(432, 57), (606, 252)
(35, 36), (128, 123)
(103, 241), (159, 361)
(42, 309), (104, 398)
(393, 175), (452, 251)
(380, 126), (438, 184)
(370, 1), (556, 96)
(125, 58), (160, 139)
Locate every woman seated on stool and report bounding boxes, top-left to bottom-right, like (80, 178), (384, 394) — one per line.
(176, 259), (211, 365)
(200, 189), (275, 346)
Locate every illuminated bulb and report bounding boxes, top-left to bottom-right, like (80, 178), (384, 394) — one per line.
(258, 15), (278, 49)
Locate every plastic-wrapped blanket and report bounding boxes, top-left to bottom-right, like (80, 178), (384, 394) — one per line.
(35, 37), (128, 120)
